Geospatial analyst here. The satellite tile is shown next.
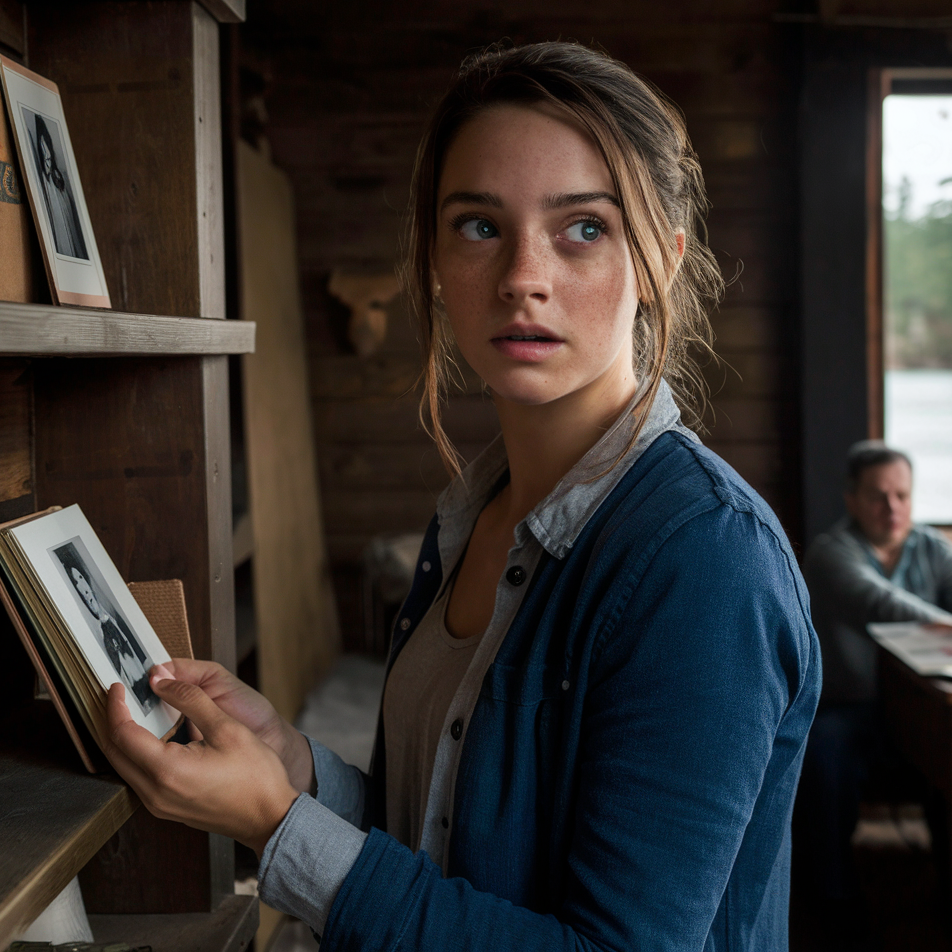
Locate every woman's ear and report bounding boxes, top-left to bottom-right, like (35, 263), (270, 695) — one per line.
(675, 232), (685, 259)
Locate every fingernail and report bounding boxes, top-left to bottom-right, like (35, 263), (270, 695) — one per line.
(150, 663), (175, 686)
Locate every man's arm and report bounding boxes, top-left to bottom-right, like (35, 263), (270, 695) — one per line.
(804, 528), (952, 628)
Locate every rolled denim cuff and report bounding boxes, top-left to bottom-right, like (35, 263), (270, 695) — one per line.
(308, 736), (366, 827)
(258, 793), (367, 935)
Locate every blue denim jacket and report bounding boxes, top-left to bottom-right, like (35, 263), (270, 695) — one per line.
(319, 430), (820, 951)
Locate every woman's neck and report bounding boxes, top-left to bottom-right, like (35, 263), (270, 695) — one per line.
(492, 379), (638, 525)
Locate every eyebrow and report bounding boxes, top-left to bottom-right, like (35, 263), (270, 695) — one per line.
(439, 190), (620, 213)
(543, 191), (619, 210)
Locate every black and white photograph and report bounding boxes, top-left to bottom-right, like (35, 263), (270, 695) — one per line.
(3, 504), (176, 739)
(22, 108), (88, 261)
(0, 55), (110, 307)
(51, 538), (157, 715)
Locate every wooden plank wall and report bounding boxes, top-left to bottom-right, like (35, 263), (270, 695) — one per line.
(243, 0), (803, 646)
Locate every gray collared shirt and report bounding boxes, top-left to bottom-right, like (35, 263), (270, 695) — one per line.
(258, 380), (697, 932)
(803, 517), (952, 702)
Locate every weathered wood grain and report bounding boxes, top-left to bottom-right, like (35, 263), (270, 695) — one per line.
(0, 750), (135, 950)
(193, 4), (226, 320)
(0, 360), (31, 503)
(88, 894), (258, 952)
(704, 439), (783, 489)
(322, 488), (440, 537)
(710, 306), (780, 351)
(0, 0), (23, 54)
(0, 0), (26, 56)
(309, 352), (482, 400)
(0, 302), (254, 356)
(703, 350), (783, 399)
(237, 138), (339, 730)
(703, 397), (782, 441)
(196, 0), (245, 24)
(313, 395), (499, 445)
(318, 441), (485, 493)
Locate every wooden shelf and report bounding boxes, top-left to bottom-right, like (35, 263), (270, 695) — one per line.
(0, 748), (137, 948)
(89, 894), (259, 952)
(199, 0), (246, 23)
(0, 302), (255, 358)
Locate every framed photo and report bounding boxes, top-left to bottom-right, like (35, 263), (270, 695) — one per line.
(7, 505), (177, 738)
(0, 56), (110, 308)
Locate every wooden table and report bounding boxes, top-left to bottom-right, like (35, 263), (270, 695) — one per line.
(879, 650), (952, 803)
(878, 648), (952, 918)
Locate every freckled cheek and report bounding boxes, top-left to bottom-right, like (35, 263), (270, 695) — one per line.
(570, 262), (637, 337)
(441, 265), (499, 339)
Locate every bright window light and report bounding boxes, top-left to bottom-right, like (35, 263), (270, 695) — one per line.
(882, 93), (952, 524)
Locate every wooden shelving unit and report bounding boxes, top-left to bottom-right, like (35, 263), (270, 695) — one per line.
(0, 2), (258, 950)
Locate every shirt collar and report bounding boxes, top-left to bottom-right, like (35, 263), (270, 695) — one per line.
(849, 519), (918, 582)
(436, 380), (698, 560)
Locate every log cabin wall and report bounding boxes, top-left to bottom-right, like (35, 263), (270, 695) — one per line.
(239, 0), (804, 647)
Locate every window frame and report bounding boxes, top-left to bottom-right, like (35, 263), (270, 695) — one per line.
(867, 69), (952, 528)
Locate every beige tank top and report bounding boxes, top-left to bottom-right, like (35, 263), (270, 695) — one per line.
(383, 580), (481, 851)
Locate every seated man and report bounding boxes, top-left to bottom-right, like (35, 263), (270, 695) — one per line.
(797, 440), (952, 922)
(807, 441), (952, 702)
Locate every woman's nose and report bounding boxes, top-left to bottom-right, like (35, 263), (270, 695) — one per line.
(497, 236), (551, 304)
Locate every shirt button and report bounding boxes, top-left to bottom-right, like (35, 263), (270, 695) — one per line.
(399, 617), (411, 631)
(441, 816), (449, 829)
(450, 718), (463, 740)
(506, 565), (526, 586)
(562, 680), (570, 691)
(422, 561), (431, 572)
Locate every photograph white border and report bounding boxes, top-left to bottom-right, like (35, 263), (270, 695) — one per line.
(9, 505), (177, 738)
(0, 55), (110, 308)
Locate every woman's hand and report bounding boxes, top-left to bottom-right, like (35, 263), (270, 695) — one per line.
(104, 678), (299, 856)
(152, 658), (316, 794)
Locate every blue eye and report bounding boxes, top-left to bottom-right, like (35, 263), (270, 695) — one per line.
(565, 221), (603, 243)
(459, 218), (498, 241)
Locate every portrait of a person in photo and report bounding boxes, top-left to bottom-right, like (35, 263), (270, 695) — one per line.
(102, 41), (821, 952)
(53, 542), (156, 715)
(28, 111), (88, 260)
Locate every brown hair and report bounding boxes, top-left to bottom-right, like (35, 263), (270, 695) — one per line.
(846, 440), (912, 493)
(405, 41), (724, 475)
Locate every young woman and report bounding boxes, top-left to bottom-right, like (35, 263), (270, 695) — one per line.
(105, 42), (820, 951)
(33, 113), (87, 260)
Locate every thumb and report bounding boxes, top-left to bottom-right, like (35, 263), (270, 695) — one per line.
(150, 677), (238, 748)
(149, 663), (175, 687)
(103, 682), (162, 787)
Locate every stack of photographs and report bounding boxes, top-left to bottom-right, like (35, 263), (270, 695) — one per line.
(0, 505), (179, 766)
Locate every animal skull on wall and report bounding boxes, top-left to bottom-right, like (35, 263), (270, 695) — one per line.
(328, 269), (402, 357)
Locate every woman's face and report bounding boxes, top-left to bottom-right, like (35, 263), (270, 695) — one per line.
(40, 136), (52, 176)
(71, 568), (101, 617)
(433, 104), (640, 412)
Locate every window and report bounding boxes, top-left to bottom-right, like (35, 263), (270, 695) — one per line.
(878, 75), (952, 524)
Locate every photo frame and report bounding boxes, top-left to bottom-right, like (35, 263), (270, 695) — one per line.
(0, 56), (110, 308)
(5, 505), (177, 739)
